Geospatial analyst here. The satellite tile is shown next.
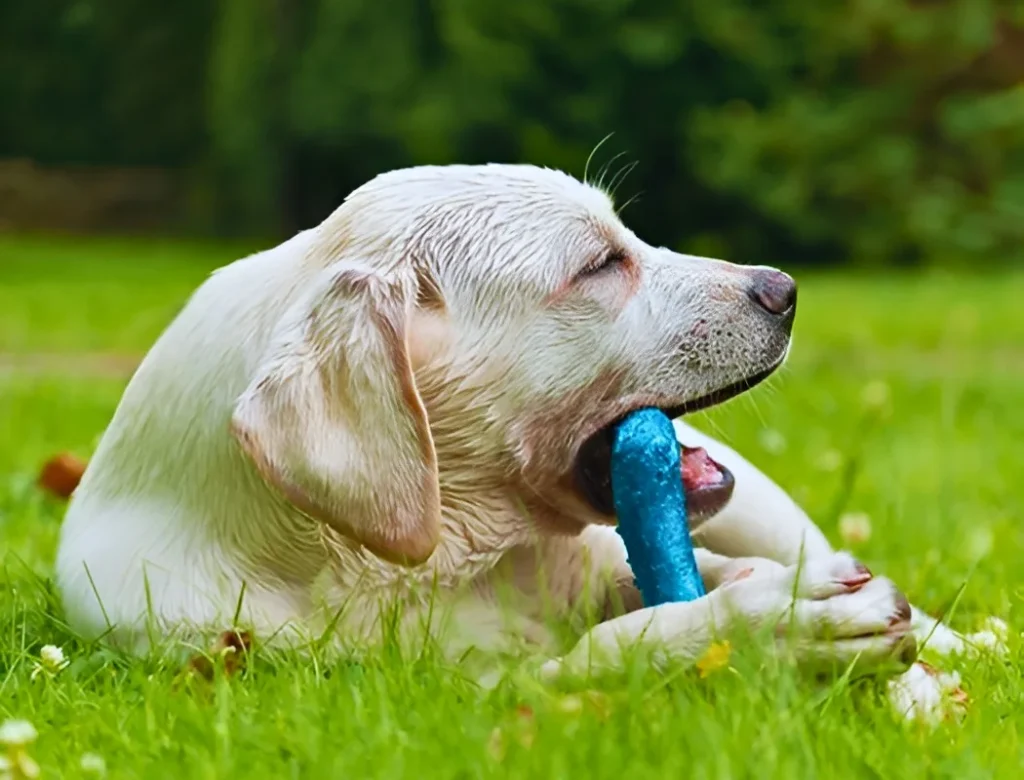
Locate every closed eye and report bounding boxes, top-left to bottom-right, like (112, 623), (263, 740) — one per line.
(576, 248), (629, 280)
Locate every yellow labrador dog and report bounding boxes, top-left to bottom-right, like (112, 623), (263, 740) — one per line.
(56, 164), (1000, 720)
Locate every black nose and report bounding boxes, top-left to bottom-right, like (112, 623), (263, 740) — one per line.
(748, 269), (797, 315)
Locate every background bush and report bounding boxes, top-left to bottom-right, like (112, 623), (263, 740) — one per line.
(2, 0), (1023, 266)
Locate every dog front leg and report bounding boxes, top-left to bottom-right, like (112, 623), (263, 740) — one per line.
(540, 552), (914, 685)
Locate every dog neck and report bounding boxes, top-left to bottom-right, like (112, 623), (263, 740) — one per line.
(316, 493), (534, 593)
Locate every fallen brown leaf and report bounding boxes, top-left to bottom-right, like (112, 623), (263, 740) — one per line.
(488, 704), (537, 760)
(37, 452), (87, 498)
(183, 629), (253, 682)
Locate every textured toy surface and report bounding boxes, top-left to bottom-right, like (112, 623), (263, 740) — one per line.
(611, 408), (706, 606)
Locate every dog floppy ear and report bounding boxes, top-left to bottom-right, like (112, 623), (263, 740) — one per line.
(231, 260), (441, 566)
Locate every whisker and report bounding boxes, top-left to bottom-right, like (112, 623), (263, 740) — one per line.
(607, 159), (639, 199)
(584, 133), (616, 186)
(616, 190), (644, 216)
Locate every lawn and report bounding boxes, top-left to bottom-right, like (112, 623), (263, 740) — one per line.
(1, 234), (1021, 778)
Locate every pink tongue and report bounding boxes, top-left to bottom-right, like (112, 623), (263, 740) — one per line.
(681, 446), (724, 491)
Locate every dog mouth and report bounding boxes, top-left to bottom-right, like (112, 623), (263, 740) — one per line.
(572, 367), (778, 525)
(574, 435), (734, 524)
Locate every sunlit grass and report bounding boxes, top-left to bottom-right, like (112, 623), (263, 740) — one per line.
(0, 235), (1021, 777)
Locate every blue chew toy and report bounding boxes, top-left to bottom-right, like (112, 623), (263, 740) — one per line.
(611, 408), (706, 606)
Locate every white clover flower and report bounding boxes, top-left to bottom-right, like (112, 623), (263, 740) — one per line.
(816, 449), (842, 472)
(964, 526), (994, 562)
(30, 644), (69, 681)
(758, 428), (787, 455)
(887, 664), (966, 727)
(0, 720), (37, 748)
(838, 512), (872, 546)
(40, 645), (67, 669)
(963, 617), (1012, 657)
(0, 719), (41, 780)
(980, 617), (1010, 642)
(861, 380), (891, 411)
(80, 752), (107, 775)
(969, 629), (1006, 654)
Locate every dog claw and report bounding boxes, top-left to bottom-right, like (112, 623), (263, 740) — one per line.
(889, 593), (912, 627)
(896, 635), (918, 666)
(838, 561), (873, 591)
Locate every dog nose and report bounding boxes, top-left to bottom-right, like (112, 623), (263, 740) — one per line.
(748, 269), (797, 315)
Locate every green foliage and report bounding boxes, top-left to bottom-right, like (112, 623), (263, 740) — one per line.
(207, 0), (287, 230)
(2, 0), (1023, 264)
(687, 0), (1024, 265)
(0, 0), (212, 166)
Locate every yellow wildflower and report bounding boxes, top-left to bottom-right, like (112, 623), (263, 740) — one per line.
(696, 640), (732, 678)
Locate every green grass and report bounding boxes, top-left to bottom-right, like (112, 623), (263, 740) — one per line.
(1, 234), (1022, 778)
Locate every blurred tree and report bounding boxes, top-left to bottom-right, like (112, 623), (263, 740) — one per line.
(1, 0), (1022, 265)
(207, 0), (290, 231)
(686, 0), (1024, 266)
(0, 0), (211, 166)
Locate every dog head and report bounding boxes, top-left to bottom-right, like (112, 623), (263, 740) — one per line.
(232, 164), (796, 566)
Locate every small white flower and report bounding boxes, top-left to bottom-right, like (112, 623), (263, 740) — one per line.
(40, 645), (67, 670)
(968, 630), (1006, 654)
(838, 512), (872, 546)
(816, 449), (842, 472)
(962, 617), (1011, 657)
(887, 664), (966, 727)
(30, 644), (69, 681)
(80, 752), (107, 775)
(964, 526), (994, 562)
(861, 380), (891, 412)
(758, 428), (787, 455)
(0, 720), (37, 748)
(979, 617), (1010, 642)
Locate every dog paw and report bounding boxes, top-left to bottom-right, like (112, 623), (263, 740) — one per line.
(791, 552), (874, 600)
(887, 661), (968, 726)
(753, 559), (916, 674)
(776, 575), (916, 669)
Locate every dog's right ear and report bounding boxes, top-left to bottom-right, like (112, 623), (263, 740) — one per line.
(231, 260), (441, 567)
